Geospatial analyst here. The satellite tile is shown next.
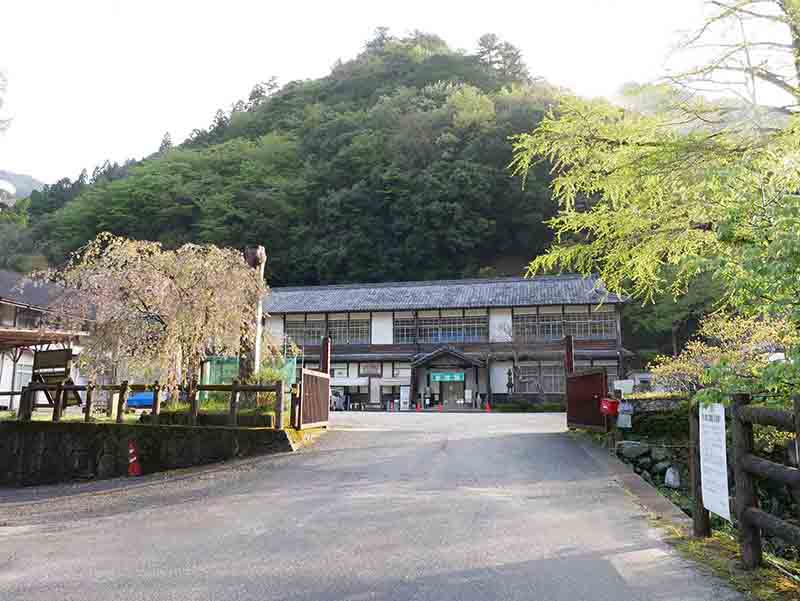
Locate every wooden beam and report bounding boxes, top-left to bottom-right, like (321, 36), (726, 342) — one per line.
(744, 507), (800, 547)
(738, 406), (794, 432)
(741, 453), (800, 487)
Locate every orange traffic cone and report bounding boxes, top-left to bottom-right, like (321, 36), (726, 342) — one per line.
(415, 402), (421, 412)
(485, 401), (491, 413)
(128, 440), (142, 477)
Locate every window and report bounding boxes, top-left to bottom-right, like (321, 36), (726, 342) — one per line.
(285, 320), (307, 346)
(348, 318), (370, 345)
(332, 364), (348, 378)
(418, 318), (440, 344)
(284, 317), (325, 346)
(538, 315), (563, 340)
(564, 312), (616, 340)
(304, 319), (325, 345)
(463, 316), (489, 342)
(590, 312), (617, 339)
(327, 319), (348, 344)
(393, 318), (416, 344)
(513, 314), (538, 342)
(541, 365), (565, 393)
(516, 364), (539, 393)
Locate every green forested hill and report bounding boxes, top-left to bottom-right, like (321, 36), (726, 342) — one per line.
(2, 31), (559, 285)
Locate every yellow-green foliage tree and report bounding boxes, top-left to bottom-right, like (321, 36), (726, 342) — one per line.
(511, 1), (800, 402)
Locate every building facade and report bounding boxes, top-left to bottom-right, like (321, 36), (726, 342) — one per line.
(263, 276), (627, 410)
(0, 270), (85, 411)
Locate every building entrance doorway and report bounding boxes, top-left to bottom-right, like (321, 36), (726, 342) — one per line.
(440, 380), (464, 406)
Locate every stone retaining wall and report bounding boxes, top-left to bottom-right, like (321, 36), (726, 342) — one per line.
(0, 421), (293, 487)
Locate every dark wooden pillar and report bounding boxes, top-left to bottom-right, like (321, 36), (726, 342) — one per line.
(320, 336), (332, 375)
(732, 393), (762, 568)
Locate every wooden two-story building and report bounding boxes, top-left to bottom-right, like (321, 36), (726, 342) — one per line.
(263, 275), (627, 410)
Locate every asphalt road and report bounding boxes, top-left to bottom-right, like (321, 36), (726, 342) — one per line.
(0, 413), (741, 601)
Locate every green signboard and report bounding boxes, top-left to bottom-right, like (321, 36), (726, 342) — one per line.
(431, 372), (464, 382)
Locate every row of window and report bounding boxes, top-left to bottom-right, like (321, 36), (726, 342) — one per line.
(285, 318), (371, 346)
(516, 363), (619, 394)
(512, 313), (616, 342)
(284, 312), (617, 346)
(395, 316), (489, 344)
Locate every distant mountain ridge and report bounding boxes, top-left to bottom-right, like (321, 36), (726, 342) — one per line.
(0, 170), (45, 201)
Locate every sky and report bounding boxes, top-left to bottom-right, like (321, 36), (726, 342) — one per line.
(0, 0), (712, 184)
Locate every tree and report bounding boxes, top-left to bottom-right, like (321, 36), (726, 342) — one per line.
(651, 313), (799, 401)
(158, 132), (173, 153)
(511, 3), (800, 320)
(477, 34), (530, 82)
(42, 233), (267, 393)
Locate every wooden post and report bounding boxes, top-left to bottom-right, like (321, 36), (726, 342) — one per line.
(52, 381), (64, 422)
(151, 380), (161, 425)
(19, 386), (32, 421)
(116, 380), (129, 424)
(732, 393), (762, 569)
(274, 381), (284, 429)
(83, 384), (94, 423)
(228, 379), (240, 426)
(689, 402), (711, 537)
(188, 378), (199, 426)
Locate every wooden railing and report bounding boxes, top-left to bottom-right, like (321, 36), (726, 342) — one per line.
(731, 394), (800, 569)
(14, 379), (285, 428)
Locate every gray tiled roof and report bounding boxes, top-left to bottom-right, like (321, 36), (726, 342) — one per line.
(263, 275), (623, 314)
(0, 269), (58, 309)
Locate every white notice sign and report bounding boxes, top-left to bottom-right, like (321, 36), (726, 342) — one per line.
(699, 403), (731, 521)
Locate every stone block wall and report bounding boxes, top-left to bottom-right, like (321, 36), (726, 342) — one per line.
(0, 422), (293, 487)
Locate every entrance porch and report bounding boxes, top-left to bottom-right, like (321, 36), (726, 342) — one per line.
(410, 346), (487, 411)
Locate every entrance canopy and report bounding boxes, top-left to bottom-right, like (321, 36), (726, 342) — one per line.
(411, 346), (484, 368)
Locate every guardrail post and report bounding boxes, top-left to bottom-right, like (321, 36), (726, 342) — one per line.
(52, 381), (64, 422)
(732, 393), (762, 569)
(84, 384), (94, 423)
(116, 380), (129, 424)
(228, 379), (240, 426)
(690, 402), (711, 537)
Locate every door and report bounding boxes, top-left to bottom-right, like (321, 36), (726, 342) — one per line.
(440, 381), (464, 406)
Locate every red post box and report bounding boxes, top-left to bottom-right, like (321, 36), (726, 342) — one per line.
(600, 397), (620, 417)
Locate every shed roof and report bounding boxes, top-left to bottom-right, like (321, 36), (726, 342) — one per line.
(263, 275), (623, 314)
(0, 269), (60, 309)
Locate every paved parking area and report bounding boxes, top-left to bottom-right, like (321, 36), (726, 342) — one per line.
(0, 412), (740, 600)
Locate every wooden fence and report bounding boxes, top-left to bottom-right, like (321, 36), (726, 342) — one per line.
(291, 368), (330, 430)
(691, 394), (800, 569)
(14, 379), (285, 428)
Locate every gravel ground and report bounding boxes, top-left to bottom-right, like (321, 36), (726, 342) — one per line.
(0, 412), (741, 601)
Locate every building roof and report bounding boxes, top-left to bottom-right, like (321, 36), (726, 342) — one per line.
(263, 275), (623, 314)
(0, 269), (59, 309)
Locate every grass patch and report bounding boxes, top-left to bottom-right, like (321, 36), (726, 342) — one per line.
(657, 522), (800, 601)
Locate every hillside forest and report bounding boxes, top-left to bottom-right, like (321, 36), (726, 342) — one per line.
(1, 31), (558, 286)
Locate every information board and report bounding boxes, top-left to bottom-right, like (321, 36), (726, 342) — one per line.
(699, 402), (731, 521)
